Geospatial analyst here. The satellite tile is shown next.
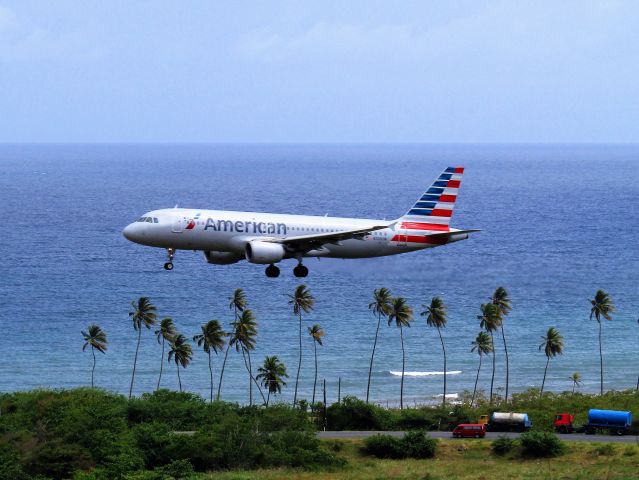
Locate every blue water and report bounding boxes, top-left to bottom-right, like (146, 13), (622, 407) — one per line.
(1, 144), (638, 405)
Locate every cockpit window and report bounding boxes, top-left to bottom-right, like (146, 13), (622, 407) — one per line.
(153, 218), (159, 223)
(145, 217), (153, 223)
(138, 217), (146, 222)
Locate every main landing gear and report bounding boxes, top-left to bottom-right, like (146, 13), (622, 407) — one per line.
(265, 264), (280, 278)
(164, 248), (175, 270)
(293, 263), (309, 278)
(264, 263), (309, 278)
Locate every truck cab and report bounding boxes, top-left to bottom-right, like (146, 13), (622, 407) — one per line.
(554, 413), (574, 433)
(478, 415), (489, 425)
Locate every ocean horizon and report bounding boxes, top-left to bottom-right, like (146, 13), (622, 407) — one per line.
(1, 143), (637, 404)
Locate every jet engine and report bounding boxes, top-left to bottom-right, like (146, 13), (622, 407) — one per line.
(245, 241), (285, 264)
(203, 250), (242, 265)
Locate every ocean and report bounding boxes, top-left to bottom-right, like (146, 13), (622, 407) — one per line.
(1, 144), (638, 405)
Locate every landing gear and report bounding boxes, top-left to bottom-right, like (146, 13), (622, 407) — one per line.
(293, 264), (309, 278)
(164, 248), (175, 271)
(265, 264), (280, 278)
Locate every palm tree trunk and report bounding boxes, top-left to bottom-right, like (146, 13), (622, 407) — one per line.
(266, 387), (271, 407)
(208, 350), (213, 403)
(294, 312), (302, 405)
(157, 338), (165, 391)
(500, 325), (509, 403)
(437, 326), (447, 407)
(217, 344), (231, 400)
(366, 313), (382, 404)
(400, 324), (405, 410)
(91, 346), (96, 388)
(540, 356), (550, 396)
(241, 348), (267, 405)
(472, 355), (482, 407)
(636, 375), (638, 392)
(489, 331), (496, 404)
(176, 363), (182, 392)
(312, 341), (318, 404)
(598, 320), (604, 395)
(572, 381), (576, 395)
(129, 328), (142, 399)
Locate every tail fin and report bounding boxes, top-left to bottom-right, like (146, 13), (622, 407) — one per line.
(399, 167), (464, 231)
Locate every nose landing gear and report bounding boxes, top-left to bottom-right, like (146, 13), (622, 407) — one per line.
(293, 264), (309, 278)
(164, 248), (175, 271)
(265, 264), (280, 278)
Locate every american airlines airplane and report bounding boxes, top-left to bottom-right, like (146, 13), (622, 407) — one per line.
(122, 167), (478, 277)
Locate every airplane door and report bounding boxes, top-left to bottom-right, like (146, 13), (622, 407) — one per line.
(171, 216), (184, 233)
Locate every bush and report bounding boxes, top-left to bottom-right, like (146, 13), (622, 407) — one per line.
(363, 431), (437, 460)
(401, 430), (437, 459)
(520, 431), (566, 457)
(363, 434), (404, 459)
(154, 459), (195, 479)
(491, 435), (516, 455)
(326, 396), (391, 430)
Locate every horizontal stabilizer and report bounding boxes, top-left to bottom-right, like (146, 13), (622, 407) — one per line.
(425, 229), (481, 238)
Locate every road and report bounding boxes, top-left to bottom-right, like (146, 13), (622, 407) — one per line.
(318, 430), (639, 444)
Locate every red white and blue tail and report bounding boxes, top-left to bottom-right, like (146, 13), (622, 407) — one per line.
(398, 167), (464, 231)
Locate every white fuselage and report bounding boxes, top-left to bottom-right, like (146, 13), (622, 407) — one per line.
(123, 208), (450, 261)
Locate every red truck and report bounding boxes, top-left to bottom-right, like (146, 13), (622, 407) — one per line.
(554, 413), (574, 433)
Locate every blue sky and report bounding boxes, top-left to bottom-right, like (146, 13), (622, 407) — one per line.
(1, 0), (638, 143)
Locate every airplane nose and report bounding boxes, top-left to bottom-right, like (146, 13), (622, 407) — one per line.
(123, 223), (143, 242)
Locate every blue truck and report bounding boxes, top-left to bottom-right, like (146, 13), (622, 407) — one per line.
(585, 409), (633, 435)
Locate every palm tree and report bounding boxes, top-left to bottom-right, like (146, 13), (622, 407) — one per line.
(193, 320), (226, 402)
(81, 324), (108, 387)
(229, 309), (265, 405)
(421, 296), (448, 406)
(570, 372), (582, 395)
(288, 284), (315, 405)
(128, 297), (157, 399)
(366, 287), (393, 404)
(168, 333), (193, 392)
(491, 287), (512, 402)
(256, 356), (288, 406)
(308, 324), (325, 404)
(539, 327), (564, 396)
(589, 289), (615, 395)
(388, 296), (413, 410)
(470, 331), (493, 407)
(478, 303), (501, 403)
(229, 288), (247, 319)
(217, 288), (248, 400)
(154, 317), (176, 391)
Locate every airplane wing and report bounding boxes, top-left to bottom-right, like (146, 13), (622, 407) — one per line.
(264, 223), (394, 249)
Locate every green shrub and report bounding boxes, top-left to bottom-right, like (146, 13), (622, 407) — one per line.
(363, 431), (437, 460)
(491, 435), (516, 455)
(326, 396), (391, 430)
(401, 430), (437, 459)
(622, 445), (637, 457)
(520, 431), (566, 457)
(154, 459), (195, 479)
(0, 444), (28, 480)
(362, 434), (404, 459)
(127, 390), (207, 430)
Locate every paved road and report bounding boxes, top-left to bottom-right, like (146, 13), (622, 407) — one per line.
(318, 430), (639, 444)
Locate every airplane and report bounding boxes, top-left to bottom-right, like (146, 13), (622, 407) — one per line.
(122, 167), (479, 277)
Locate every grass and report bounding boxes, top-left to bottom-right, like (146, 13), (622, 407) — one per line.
(202, 439), (639, 480)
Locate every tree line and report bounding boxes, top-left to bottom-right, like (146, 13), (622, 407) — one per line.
(82, 286), (625, 406)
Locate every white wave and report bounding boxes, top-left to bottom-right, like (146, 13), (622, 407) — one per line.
(389, 370), (462, 377)
(435, 393), (459, 398)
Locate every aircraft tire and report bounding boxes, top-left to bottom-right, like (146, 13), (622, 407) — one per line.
(265, 265), (280, 278)
(293, 265), (309, 278)
(164, 262), (174, 271)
